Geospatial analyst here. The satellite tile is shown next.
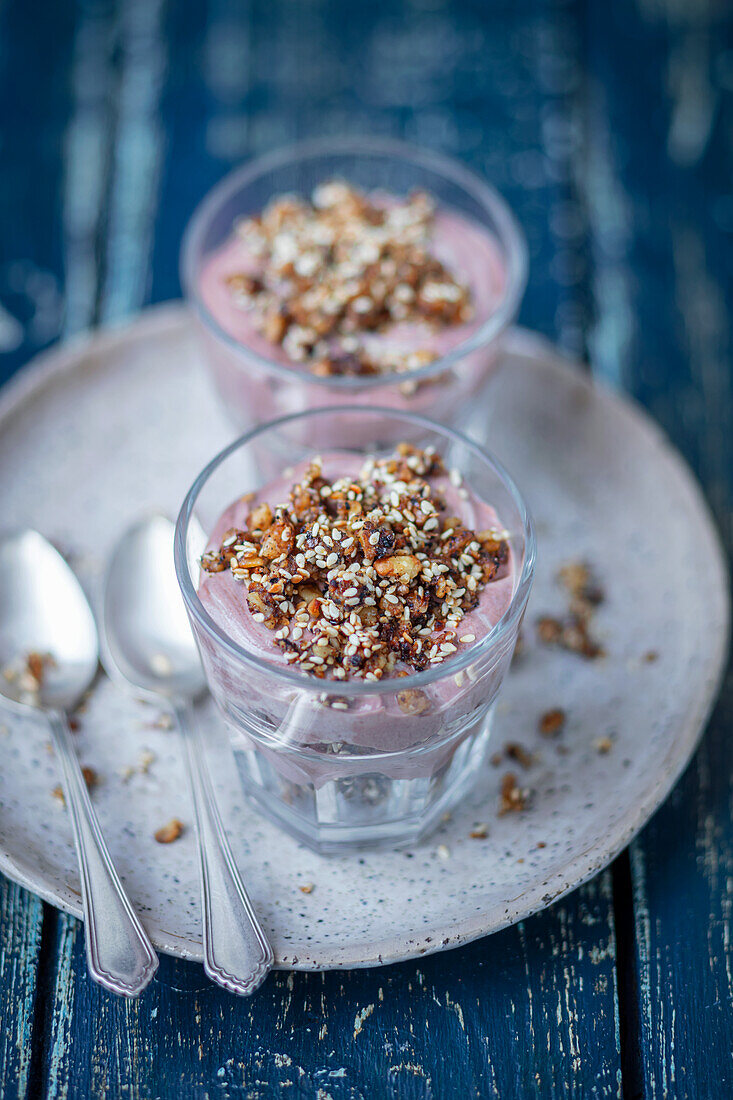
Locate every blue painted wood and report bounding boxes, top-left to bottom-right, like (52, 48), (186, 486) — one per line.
(0, 2), (73, 1097)
(0, 0), (72, 384)
(0, 878), (44, 1100)
(38, 876), (620, 1099)
(583, 2), (733, 1096)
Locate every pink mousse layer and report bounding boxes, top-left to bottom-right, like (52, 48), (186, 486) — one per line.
(198, 205), (506, 372)
(195, 455), (516, 785)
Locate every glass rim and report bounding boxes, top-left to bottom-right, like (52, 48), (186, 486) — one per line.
(174, 405), (536, 697)
(180, 135), (528, 391)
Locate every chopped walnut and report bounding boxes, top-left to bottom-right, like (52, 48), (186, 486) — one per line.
(536, 613), (604, 660)
(155, 819), (184, 844)
(537, 561), (605, 659)
(539, 708), (566, 738)
(396, 688), (431, 716)
(52, 766), (97, 807)
(504, 742), (534, 769)
(498, 772), (530, 815)
(558, 561), (604, 607)
(226, 182), (473, 378)
(81, 766), (99, 790)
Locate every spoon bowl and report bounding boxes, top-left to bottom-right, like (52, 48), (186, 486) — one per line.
(0, 530), (98, 711)
(103, 514), (206, 700)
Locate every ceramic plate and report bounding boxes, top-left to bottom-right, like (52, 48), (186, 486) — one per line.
(0, 305), (727, 970)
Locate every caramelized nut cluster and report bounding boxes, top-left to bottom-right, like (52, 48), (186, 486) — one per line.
(226, 181), (473, 377)
(201, 445), (509, 682)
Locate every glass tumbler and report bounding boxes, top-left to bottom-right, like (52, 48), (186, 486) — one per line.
(175, 407), (535, 852)
(181, 137), (527, 446)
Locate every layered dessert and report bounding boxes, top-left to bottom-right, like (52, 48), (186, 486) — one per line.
(197, 444), (515, 775)
(195, 182), (508, 435)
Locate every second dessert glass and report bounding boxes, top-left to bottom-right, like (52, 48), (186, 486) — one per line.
(181, 137), (527, 446)
(175, 407), (535, 852)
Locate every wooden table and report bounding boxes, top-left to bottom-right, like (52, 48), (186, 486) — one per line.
(0, 1), (730, 1096)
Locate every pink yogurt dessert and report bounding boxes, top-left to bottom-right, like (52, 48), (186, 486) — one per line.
(197, 444), (515, 786)
(195, 181), (511, 442)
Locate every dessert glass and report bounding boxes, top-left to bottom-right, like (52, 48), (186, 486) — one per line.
(175, 407), (535, 852)
(181, 137), (527, 445)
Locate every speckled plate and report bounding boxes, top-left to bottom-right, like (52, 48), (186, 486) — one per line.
(0, 305), (728, 971)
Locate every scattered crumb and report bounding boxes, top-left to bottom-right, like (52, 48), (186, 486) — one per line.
(643, 650), (659, 663)
(536, 615), (563, 645)
(2, 650), (56, 705)
(537, 841), (546, 849)
(53, 766), (98, 805)
(537, 614), (604, 659)
(119, 765), (135, 782)
(490, 752), (503, 767)
(138, 750), (156, 774)
(299, 882), (315, 895)
(504, 742), (534, 769)
(440, 811), (452, 824)
(557, 561), (604, 606)
(68, 717), (81, 732)
(594, 737), (613, 755)
(436, 844), (451, 861)
(26, 651), (47, 684)
(537, 561), (606, 660)
(81, 766), (99, 790)
(146, 713), (174, 731)
(539, 708), (566, 738)
(498, 773), (530, 815)
(469, 823), (489, 839)
(155, 818), (184, 844)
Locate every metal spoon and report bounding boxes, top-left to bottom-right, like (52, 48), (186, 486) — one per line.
(0, 530), (158, 997)
(102, 514), (273, 995)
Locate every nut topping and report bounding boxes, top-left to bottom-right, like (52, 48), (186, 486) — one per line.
(226, 182), (473, 378)
(202, 445), (510, 682)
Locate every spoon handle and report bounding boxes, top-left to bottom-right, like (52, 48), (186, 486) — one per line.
(173, 700), (273, 995)
(48, 710), (159, 997)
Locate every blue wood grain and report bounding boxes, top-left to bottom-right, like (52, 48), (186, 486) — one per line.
(0, 2), (74, 1096)
(0, 878), (44, 1100)
(38, 876), (620, 1099)
(584, 1), (733, 1096)
(0, 0), (73, 383)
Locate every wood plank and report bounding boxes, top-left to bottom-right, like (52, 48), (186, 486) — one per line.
(0, 0), (74, 384)
(582, 1), (733, 1096)
(0, 0), (75, 1094)
(39, 874), (619, 1099)
(0, 877), (45, 1100)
